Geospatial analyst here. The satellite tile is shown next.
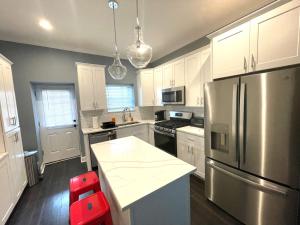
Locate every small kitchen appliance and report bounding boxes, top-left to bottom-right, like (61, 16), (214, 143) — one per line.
(154, 110), (166, 121)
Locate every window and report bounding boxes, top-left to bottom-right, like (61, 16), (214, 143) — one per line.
(106, 85), (135, 112)
(37, 85), (77, 128)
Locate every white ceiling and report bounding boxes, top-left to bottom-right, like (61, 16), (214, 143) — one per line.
(0, 0), (277, 61)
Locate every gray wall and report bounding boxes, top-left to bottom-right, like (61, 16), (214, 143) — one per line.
(0, 40), (138, 151)
(150, 37), (210, 67)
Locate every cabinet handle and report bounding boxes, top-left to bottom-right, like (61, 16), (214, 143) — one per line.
(243, 57), (247, 72)
(187, 146), (190, 152)
(14, 132), (18, 142)
(9, 117), (16, 125)
(251, 54), (256, 70)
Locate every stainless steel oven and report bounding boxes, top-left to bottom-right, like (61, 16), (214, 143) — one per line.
(162, 86), (185, 105)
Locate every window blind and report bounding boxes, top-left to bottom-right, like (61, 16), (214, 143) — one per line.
(106, 85), (135, 112)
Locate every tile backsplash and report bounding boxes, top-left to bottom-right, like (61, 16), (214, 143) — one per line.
(80, 106), (204, 128)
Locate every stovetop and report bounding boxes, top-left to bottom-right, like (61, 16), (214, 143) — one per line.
(155, 120), (191, 129)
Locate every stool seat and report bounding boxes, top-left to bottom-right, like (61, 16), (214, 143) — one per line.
(70, 191), (113, 225)
(69, 171), (101, 205)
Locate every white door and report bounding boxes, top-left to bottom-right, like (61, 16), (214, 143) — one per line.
(173, 58), (185, 87)
(212, 22), (250, 79)
(250, 1), (300, 71)
(137, 70), (154, 106)
(185, 52), (201, 107)
(36, 85), (80, 164)
(162, 63), (173, 89)
(153, 67), (163, 106)
(77, 66), (95, 111)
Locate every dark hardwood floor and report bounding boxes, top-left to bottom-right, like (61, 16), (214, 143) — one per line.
(7, 158), (243, 225)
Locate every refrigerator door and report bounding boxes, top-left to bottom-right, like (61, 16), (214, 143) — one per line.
(240, 68), (300, 188)
(205, 159), (300, 225)
(204, 78), (239, 167)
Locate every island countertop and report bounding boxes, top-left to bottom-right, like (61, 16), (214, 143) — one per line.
(91, 136), (196, 211)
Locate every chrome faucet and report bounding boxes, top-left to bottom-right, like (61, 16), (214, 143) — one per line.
(122, 107), (131, 122)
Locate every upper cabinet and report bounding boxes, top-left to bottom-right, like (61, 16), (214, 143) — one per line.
(153, 67), (163, 106)
(185, 46), (212, 107)
(250, 1), (300, 71)
(137, 69), (154, 106)
(162, 59), (185, 89)
(77, 63), (107, 111)
(212, 1), (300, 79)
(212, 22), (250, 79)
(0, 56), (19, 132)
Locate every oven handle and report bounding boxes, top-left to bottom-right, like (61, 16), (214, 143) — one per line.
(154, 129), (175, 138)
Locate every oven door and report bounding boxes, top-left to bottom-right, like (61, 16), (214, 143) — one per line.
(154, 130), (177, 156)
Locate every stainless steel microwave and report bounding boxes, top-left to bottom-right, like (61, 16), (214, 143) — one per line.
(162, 86), (185, 105)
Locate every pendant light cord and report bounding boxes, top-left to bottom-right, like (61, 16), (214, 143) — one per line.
(135, 0), (141, 46)
(112, 5), (118, 53)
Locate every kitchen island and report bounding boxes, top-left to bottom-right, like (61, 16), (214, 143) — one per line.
(91, 136), (196, 225)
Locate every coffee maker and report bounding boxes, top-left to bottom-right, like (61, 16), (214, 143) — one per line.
(154, 110), (166, 121)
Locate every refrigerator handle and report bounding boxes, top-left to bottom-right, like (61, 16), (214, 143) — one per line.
(232, 83), (238, 162)
(207, 160), (288, 196)
(239, 83), (246, 164)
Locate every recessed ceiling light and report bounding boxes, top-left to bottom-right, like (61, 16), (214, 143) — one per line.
(39, 19), (53, 31)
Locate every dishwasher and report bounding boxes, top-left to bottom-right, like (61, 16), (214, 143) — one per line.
(89, 130), (117, 168)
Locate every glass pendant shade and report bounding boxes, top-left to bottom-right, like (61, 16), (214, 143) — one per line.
(108, 53), (127, 80)
(127, 0), (152, 69)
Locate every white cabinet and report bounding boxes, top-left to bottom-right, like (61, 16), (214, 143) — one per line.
(162, 63), (173, 89)
(77, 63), (107, 111)
(4, 128), (27, 202)
(212, 22), (250, 79)
(163, 59), (185, 89)
(137, 69), (154, 106)
(153, 67), (163, 106)
(173, 59), (185, 87)
(250, 1), (300, 71)
(0, 154), (14, 225)
(185, 46), (212, 107)
(0, 57), (19, 132)
(177, 132), (205, 179)
(212, 1), (300, 79)
(148, 124), (154, 146)
(117, 124), (149, 143)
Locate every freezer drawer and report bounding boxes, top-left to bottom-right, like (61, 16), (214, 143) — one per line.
(205, 158), (300, 225)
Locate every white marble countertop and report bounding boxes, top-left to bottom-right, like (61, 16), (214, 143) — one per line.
(91, 136), (196, 211)
(0, 152), (8, 162)
(82, 120), (156, 135)
(177, 126), (205, 137)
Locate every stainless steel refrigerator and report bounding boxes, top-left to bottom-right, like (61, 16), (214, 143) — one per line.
(204, 67), (300, 225)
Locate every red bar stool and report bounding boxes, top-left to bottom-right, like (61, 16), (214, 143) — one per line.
(69, 171), (101, 205)
(70, 191), (113, 225)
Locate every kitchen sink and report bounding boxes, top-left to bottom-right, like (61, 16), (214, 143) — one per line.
(117, 121), (140, 127)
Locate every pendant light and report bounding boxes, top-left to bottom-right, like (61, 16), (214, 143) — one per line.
(108, 0), (127, 80)
(126, 0), (152, 69)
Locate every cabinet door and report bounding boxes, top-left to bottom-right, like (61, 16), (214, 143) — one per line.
(173, 59), (185, 87)
(177, 133), (194, 165)
(0, 156), (14, 225)
(212, 22), (250, 79)
(250, 1), (300, 71)
(148, 125), (154, 145)
(194, 137), (205, 179)
(93, 67), (107, 109)
(4, 129), (27, 202)
(153, 67), (163, 106)
(77, 66), (95, 111)
(0, 64), (10, 132)
(162, 63), (173, 89)
(137, 70), (154, 106)
(132, 124), (148, 142)
(185, 52), (201, 107)
(199, 47), (212, 106)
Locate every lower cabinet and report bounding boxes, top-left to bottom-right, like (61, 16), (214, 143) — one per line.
(148, 124), (155, 146)
(4, 128), (27, 203)
(177, 132), (205, 179)
(117, 124), (149, 143)
(0, 154), (14, 225)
